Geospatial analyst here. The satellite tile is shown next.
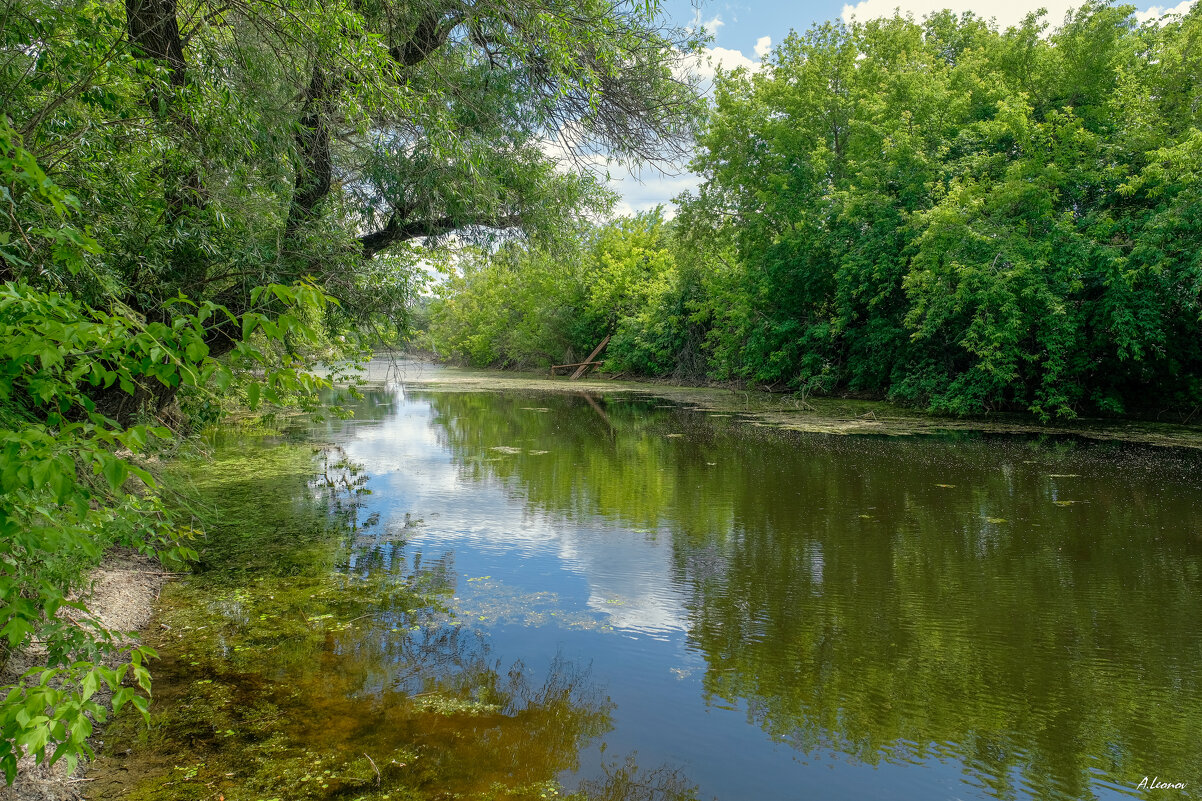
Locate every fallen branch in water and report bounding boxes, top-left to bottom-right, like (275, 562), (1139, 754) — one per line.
(364, 753), (381, 786)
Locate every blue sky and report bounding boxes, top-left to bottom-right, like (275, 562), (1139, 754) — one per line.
(606, 0), (1198, 216)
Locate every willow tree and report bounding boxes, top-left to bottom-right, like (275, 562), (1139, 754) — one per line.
(3, 0), (701, 401)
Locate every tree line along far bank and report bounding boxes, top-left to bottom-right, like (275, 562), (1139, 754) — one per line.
(427, 1), (1202, 422)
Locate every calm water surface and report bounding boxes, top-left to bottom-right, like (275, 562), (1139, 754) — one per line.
(100, 386), (1202, 801)
(316, 387), (1202, 800)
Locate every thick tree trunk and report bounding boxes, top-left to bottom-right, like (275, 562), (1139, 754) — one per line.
(285, 66), (334, 233)
(125, 0), (205, 282)
(125, 0), (187, 86)
(283, 5), (466, 256)
(86, 0), (210, 424)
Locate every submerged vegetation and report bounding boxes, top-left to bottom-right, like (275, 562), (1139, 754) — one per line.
(90, 422), (698, 801)
(428, 2), (1202, 421)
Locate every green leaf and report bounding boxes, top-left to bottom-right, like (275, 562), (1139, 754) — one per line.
(1, 753), (16, 785)
(124, 426), (147, 450)
(184, 340), (208, 362)
(111, 687), (135, 713)
(212, 367), (232, 392)
(80, 671), (98, 701)
(101, 457), (127, 491)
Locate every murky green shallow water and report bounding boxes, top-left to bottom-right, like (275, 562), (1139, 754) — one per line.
(90, 388), (1202, 801)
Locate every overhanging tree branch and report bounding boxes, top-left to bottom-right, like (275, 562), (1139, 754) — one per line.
(359, 212), (523, 258)
(391, 5), (465, 66)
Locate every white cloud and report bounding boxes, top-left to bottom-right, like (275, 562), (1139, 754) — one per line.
(685, 45), (760, 84)
(342, 393), (693, 637)
(617, 34), (774, 219)
(686, 9), (726, 34)
(842, 0), (1196, 30)
(842, 0), (1076, 30)
(611, 200), (637, 217)
(608, 164), (703, 217)
(707, 44), (758, 70)
(1135, 0), (1197, 23)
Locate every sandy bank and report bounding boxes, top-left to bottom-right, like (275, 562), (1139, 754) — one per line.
(0, 549), (168, 801)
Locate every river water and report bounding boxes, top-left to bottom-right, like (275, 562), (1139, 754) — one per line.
(94, 384), (1202, 801)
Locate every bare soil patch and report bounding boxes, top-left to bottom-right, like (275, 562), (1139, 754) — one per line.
(1, 549), (167, 801)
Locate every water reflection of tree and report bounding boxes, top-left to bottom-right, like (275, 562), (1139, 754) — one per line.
(423, 390), (1202, 801)
(109, 432), (617, 801)
(424, 390), (742, 538)
(281, 637), (615, 797)
(578, 755), (700, 801)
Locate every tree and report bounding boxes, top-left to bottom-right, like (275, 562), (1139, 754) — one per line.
(426, 210), (686, 373)
(678, 2), (1202, 418)
(2, 0), (702, 414)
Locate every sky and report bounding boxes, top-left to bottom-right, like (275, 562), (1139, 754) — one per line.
(605, 0), (1198, 216)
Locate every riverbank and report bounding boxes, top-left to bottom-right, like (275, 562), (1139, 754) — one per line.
(0, 550), (168, 801)
(350, 354), (1202, 450)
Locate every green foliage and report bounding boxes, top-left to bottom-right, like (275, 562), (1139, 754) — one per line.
(427, 246), (574, 368)
(0, 0), (699, 349)
(683, 2), (1202, 418)
(583, 213), (682, 374)
(1, 0), (696, 777)
(430, 2), (1202, 420)
(429, 210), (704, 376)
(0, 122), (336, 780)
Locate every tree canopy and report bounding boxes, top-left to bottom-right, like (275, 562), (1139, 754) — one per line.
(428, 1), (1202, 421)
(686, 1), (1202, 418)
(3, 0), (701, 352)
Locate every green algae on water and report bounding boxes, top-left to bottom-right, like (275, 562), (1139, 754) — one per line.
(374, 361), (1202, 449)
